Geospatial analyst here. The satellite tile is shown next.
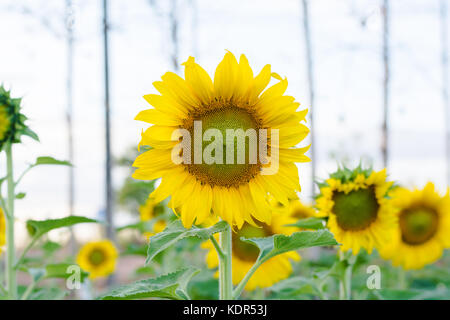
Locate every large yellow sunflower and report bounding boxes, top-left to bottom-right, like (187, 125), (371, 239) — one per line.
(316, 167), (396, 254)
(133, 52), (310, 229)
(0, 208), (5, 256)
(139, 197), (166, 237)
(380, 183), (450, 270)
(77, 240), (118, 279)
(202, 212), (300, 291)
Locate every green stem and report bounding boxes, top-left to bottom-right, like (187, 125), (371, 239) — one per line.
(20, 280), (36, 300)
(338, 251), (353, 300)
(5, 142), (17, 299)
(233, 259), (262, 299)
(398, 267), (407, 290)
(14, 236), (39, 269)
(218, 223), (233, 300)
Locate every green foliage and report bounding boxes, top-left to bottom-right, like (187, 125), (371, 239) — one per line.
(15, 192), (26, 199)
(287, 217), (326, 230)
(146, 220), (228, 264)
(44, 263), (89, 281)
(26, 216), (97, 238)
(98, 267), (199, 300)
(329, 163), (373, 183)
(242, 230), (338, 265)
(33, 156), (72, 166)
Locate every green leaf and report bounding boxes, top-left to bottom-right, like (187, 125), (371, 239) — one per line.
(116, 220), (151, 233)
(26, 216), (98, 238)
(41, 241), (62, 255)
(44, 263), (89, 282)
(146, 220), (228, 264)
(242, 229), (338, 264)
(27, 268), (46, 282)
(15, 192), (26, 199)
(268, 276), (319, 299)
(98, 267), (199, 300)
(22, 127), (40, 142)
(287, 217), (326, 230)
(25, 287), (66, 300)
(34, 156), (71, 166)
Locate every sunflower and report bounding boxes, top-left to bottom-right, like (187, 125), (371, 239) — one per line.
(139, 197), (166, 237)
(202, 212), (300, 291)
(133, 52), (310, 229)
(77, 240), (118, 279)
(380, 183), (450, 270)
(0, 104), (11, 144)
(316, 167), (396, 255)
(288, 199), (317, 219)
(0, 86), (37, 150)
(0, 208), (5, 256)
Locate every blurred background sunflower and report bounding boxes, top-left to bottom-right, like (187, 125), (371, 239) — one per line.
(317, 167), (396, 254)
(0, 208), (5, 256)
(380, 183), (450, 270)
(77, 240), (118, 279)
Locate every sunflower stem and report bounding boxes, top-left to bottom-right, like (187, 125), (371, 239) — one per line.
(398, 267), (407, 290)
(218, 223), (233, 300)
(338, 251), (353, 300)
(233, 259), (262, 299)
(5, 142), (17, 299)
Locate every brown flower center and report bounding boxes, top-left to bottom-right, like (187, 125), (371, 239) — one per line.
(183, 104), (263, 188)
(399, 207), (439, 245)
(232, 223), (271, 262)
(332, 186), (379, 231)
(88, 249), (106, 266)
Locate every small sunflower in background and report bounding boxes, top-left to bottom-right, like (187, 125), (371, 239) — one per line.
(202, 212), (300, 291)
(139, 197), (166, 237)
(133, 52), (310, 229)
(77, 240), (118, 279)
(288, 199), (317, 219)
(0, 208), (5, 255)
(380, 183), (450, 270)
(0, 85), (38, 150)
(316, 166), (396, 255)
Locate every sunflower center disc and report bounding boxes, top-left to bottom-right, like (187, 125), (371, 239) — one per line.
(185, 106), (262, 188)
(399, 207), (438, 245)
(332, 186), (379, 231)
(0, 105), (11, 141)
(232, 223), (270, 262)
(89, 249), (105, 266)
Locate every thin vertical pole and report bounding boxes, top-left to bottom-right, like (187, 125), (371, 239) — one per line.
(381, 0), (390, 168)
(102, 0), (114, 240)
(170, 0), (179, 72)
(301, 0), (316, 196)
(441, 0), (450, 186)
(65, 0), (76, 253)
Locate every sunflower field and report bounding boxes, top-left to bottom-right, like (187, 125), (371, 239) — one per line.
(1, 0), (450, 309)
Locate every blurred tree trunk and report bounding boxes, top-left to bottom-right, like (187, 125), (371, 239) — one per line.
(65, 0), (76, 254)
(301, 0), (316, 196)
(381, 0), (390, 168)
(102, 0), (114, 241)
(189, 0), (198, 58)
(441, 0), (450, 186)
(170, 0), (179, 72)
